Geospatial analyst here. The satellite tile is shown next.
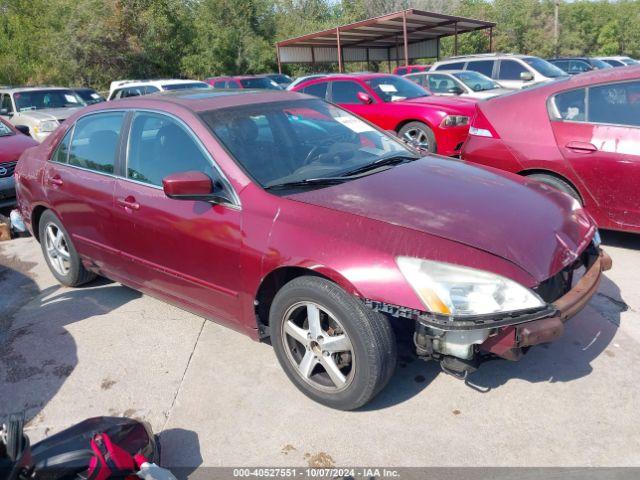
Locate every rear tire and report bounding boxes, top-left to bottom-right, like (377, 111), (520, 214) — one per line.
(38, 210), (96, 287)
(398, 122), (437, 153)
(270, 276), (396, 410)
(526, 173), (582, 204)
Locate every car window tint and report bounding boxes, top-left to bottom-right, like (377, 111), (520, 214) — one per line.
(213, 81), (226, 88)
(551, 60), (569, 72)
(1, 94), (13, 113)
(466, 60), (494, 77)
(550, 88), (586, 121)
(588, 80), (640, 127)
(427, 74), (457, 93)
(396, 68), (407, 75)
(604, 59), (624, 67)
(569, 60), (590, 74)
(68, 112), (124, 173)
(302, 82), (328, 99)
(127, 112), (215, 187)
(331, 81), (367, 104)
(51, 128), (73, 164)
(435, 61), (465, 71)
(498, 60), (528, 80)
(144, 86), (160, 94)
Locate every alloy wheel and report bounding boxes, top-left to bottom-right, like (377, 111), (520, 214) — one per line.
(403, 128), (430, 149)
(44, 222), (71, 276)
(281, 301), (355, 392)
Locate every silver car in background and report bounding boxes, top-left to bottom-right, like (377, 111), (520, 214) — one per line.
(405, 70), (513, 99)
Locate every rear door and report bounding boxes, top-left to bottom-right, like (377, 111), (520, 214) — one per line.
(43, 111), (125, 269)
(111, 110), (243, 326)
(550, 81), (640, 228)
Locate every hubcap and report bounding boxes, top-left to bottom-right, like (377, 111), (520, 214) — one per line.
(44, 222), (71, 276)
(403, 128), (430, 149)
(281, 302), (355, 392)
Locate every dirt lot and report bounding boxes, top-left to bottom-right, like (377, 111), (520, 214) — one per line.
(1, 232), (639, 468)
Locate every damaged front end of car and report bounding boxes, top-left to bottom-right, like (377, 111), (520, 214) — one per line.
(366, 240), (612, 382)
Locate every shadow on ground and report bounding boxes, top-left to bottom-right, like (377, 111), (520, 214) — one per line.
(601, 229), (639, 250)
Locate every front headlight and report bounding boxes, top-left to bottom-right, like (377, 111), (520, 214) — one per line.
(39, 120), (59, 133)
(396, 257), (545, 317)
(441, 115), (469, 127)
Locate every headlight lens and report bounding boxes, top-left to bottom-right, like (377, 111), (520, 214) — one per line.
(39, 120), (59, 132)
(441, 115), (469, 127)
(396, 257), (545, 317)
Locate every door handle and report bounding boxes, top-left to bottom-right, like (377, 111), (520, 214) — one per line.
(116, 197), (140, 211)
(48, 175), (64, 186)
(565, 141), (597, 153)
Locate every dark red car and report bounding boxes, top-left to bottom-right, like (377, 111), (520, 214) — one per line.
(0, 117), (38, 208)
(15, 90), (609, 410)
(393, 64), (430, 76)
(291, 74), (476, 156)
(462, 66), (640, 233)
(206, 75), (283, 90)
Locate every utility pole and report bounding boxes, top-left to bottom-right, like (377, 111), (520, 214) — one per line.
(554, 0), (560, 56)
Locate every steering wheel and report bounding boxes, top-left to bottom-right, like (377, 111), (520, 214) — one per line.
(304, 142), (332, 165)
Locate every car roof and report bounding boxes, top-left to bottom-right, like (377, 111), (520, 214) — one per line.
(437, 53), (533, 62)
(112, 79), (206, 89)
(92, 88), (311, 113)
(0, 86), (74, 93)
(302, 73), (395, 82)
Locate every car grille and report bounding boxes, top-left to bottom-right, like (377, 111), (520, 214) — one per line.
(0, 161), (16, 178)
(534, 242), (599, 303)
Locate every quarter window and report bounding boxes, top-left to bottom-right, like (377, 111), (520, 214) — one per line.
(498, 60), (528, 80)
(550, 88), (586, 121)
(68, 112), (124, 173)
(330, 81), (367, 104)
(588, 80), (640, 127)
(127, 112), (216, 187)
(466, 60), (495, 77)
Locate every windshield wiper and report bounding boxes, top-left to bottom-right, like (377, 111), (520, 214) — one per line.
(265, 177), (348, 191)
(338, 153), (419, 178)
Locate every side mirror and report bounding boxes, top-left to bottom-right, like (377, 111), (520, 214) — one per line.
(357, 92), (373, 104)
(520, 71), (534, 82)
(162, 171), (229, 204)
(15, 125), (30, 136)
(447, 86), (464, 95)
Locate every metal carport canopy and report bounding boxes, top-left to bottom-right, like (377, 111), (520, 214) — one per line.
(276, 9), (496, 72)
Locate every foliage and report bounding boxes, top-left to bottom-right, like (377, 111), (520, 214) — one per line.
(1, 0), (640, 89)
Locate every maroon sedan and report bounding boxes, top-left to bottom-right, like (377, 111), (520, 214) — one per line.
(462, 66), (640, 233)
(16, 90), (610, 409)
(0, 118), (38, 208)
(291, 74), (476, 156)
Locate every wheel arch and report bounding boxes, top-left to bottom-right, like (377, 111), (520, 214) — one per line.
(30, 204), (50, 242)
(394, 118), (435, 133)
(518, 168), (584, 203)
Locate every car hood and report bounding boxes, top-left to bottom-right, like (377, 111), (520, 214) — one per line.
(286, 157), (595, 283)
(0, 133), (38, 163)
(395, 95), (477, 114)
(15, 107), (82, 122)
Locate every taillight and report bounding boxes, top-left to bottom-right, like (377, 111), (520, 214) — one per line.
(468, 106), (499, 139)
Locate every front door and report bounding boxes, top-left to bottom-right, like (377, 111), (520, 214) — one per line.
(43, 111), (125, 269)
(550, 81), (640, 228)
(111, 111), (243, 326)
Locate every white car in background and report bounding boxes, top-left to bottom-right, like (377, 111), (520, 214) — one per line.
(430, 53), (568, 89)
(594, 56), (640, 67)
(405, 70), (513, 99)
(107, 79), (211, 100)
(0, 87), (84, 142)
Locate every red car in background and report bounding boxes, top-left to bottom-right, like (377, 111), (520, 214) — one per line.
(393, 64), (430, 75)
(0, 117), (38, 208)
(462, 66), (640, 233)
(292, 74), (476, 156)
(206, 75), (283, 90)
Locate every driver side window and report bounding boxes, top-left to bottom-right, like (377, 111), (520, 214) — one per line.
(1, 94), (13, 114)
(330, 81), (367, 104)
(126, 112), (217, 187)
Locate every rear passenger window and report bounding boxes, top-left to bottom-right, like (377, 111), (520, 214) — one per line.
(127, 112), (215, 187)
(51, 128), (73, 164)
(302, 82), (328, 99)
(588, 80), (640, 127)
(498, 60), (528, 80)
(466, 60), (495, 77)
(550, 88), (586, 121)
(68, 112), (124, 173)
(331, 81), (367, 104)
(435, 62), (465, 71)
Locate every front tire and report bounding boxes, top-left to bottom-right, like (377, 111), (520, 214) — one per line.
(270, 276), (396, 410)
(398, 121), (437, 153)
(39, 210), (96, 287)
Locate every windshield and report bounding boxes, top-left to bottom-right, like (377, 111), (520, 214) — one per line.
(365, 76), (429, 102)
(162, 82), (210, 91)
(200, 99), (411, 189)
(269, 74), (292, 84)
(13, 89), (83, 112)
(522, 57), (568, 78)
(0, 120), (13, 136)
(590, 59), (613, 70)
(452, 71), (500, 91)
(621, 57), (639, 65)
(240, 77), (282, 90)
(75, 89), (104, 104)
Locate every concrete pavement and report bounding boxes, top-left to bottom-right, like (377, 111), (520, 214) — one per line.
(1, 231), (639, 468)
